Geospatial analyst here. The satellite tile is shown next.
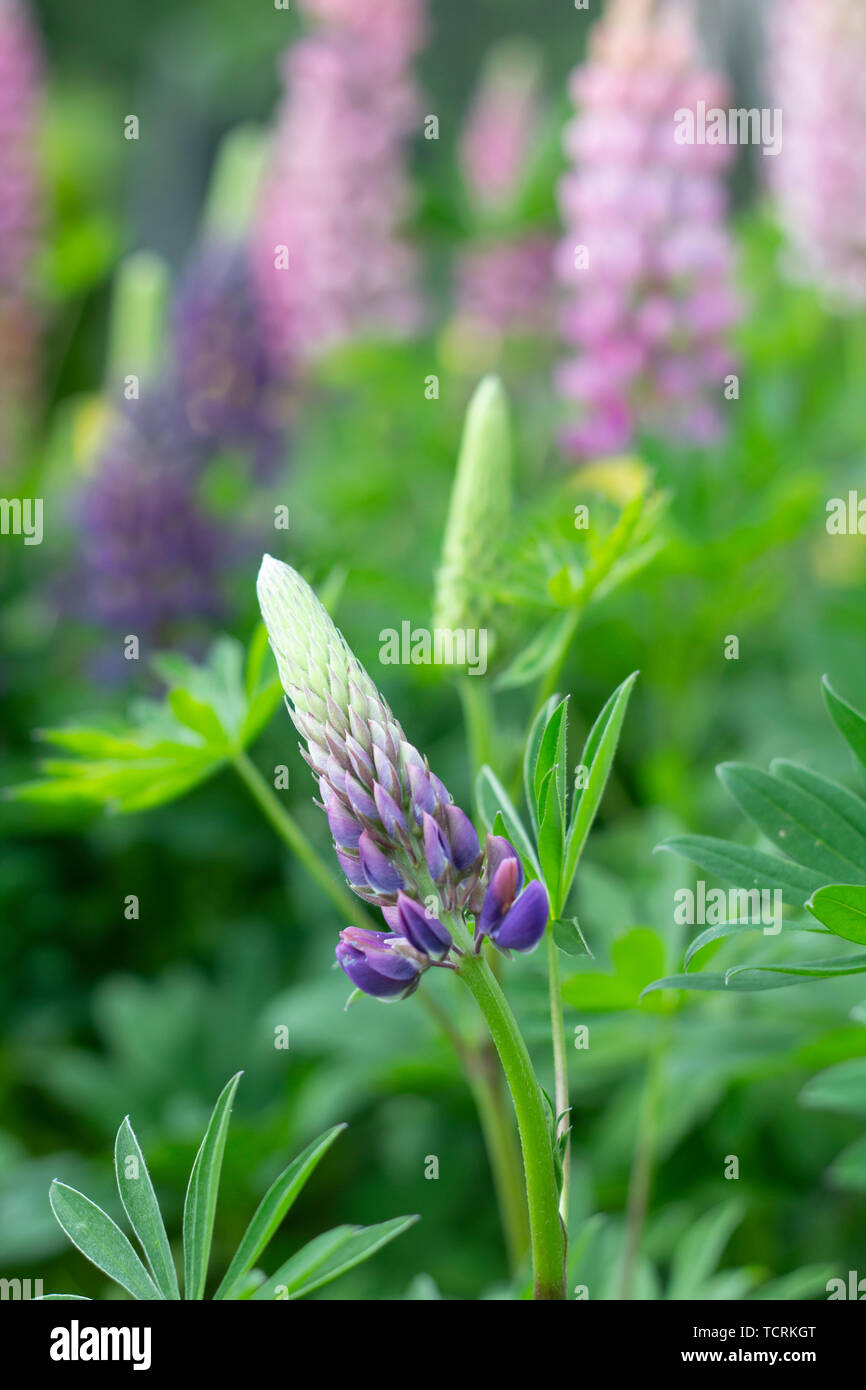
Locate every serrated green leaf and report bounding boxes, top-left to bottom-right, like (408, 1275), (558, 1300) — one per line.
(717, 763), (866, 884)
(183, 1072), (242, 1300)
(115, 1117), (179, 1300)
(251, 1215), (419, 1301)
(658, 835), (826, 908)
(168, 689), (228, 749)
(476, 765), (541, 878)
(807, 883), (866, 945)
(214, 1124), (346, 1300)
(562, 672), (638, 900)
(49, 1182), (161, 1301)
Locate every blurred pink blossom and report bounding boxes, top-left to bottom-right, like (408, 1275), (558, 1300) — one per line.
(555, 0), (740, 458)
(253, 0), (426, 367)
(769, 0), (866, 304)
(0, 0), (40, 464)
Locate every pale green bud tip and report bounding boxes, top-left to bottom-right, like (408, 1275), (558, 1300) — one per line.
(256, 555), (378, 714)
(433, 374), (513, 634)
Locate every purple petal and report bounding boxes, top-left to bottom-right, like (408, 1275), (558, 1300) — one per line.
(408, 763), (437, 823)
(491, 880), (550, 953)
(479, 856), (521, 935)
(485, 834), (524, 893)
(396, 890), (452, 957)
(444, 805), (480, 872)
(336, 938), (420, 999)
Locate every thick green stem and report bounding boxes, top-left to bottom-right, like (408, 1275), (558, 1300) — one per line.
(457, 948), (566, 1300)
(546, 932), (571, 1227)
(417, 988), (529, 1273)
(232, 752), (376, 930)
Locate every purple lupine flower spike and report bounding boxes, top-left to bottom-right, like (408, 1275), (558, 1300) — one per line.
(257, 556), (548, 997)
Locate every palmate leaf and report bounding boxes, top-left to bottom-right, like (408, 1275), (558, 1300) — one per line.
(44, 1075), (415, 1300)
(7, 630), (282, 814)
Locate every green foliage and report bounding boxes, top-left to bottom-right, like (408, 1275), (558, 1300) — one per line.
(43, 1075), (416, 1300)
(649, 678), (866, 996)
(7, 632), (280, 813)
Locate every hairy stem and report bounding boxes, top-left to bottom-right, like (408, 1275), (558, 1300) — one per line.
(546, 932), (571, 1227)
(457, 945), (566, 1299)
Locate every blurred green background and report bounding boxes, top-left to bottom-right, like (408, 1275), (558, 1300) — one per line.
(2, 0), (866, 1300)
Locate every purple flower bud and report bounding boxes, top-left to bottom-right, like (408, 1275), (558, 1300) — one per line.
(484, 834), (524, 891)
(345, 772), (377, 821)
(359, 830), (404, 894)
(423, 810), (450, 882)
(325, 790), (362, 849)
(373, 782), (407, 839)
(395, 890), (452, 958)
(490, 878), (549, 953)
(336, 847), (367, 886)
(336, 927), (422, 999)
(444, 804), (481, 872)
(408, 762), (437, 822)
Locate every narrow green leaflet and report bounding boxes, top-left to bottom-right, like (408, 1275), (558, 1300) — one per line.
(214, 1124), (346, 1300)
(562, 671), (638, 898)
(643, 952), (866, 996)
(658, 835), (826, 908)
(183, 1072), (242, 1300)
(772, 759), (866, 841)
(476, 765), (541, 878)
(115, 1117), (180, 1300)
(533, 696), (568, 818)
(666, 1201), (743, 1301)
(717, 763), (866, 884)
(48, 1182), (161, 1301)
(523, 694), (560, 837)
(823, 676), (866, 772)
(684, 920), (826, 971)
(251, 1216), (419, 1301)
(807, 883), (866, 945)
(494, 613), (573, 691)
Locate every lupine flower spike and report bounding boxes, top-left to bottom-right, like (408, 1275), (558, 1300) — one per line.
(256, 556), (549, 1000)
